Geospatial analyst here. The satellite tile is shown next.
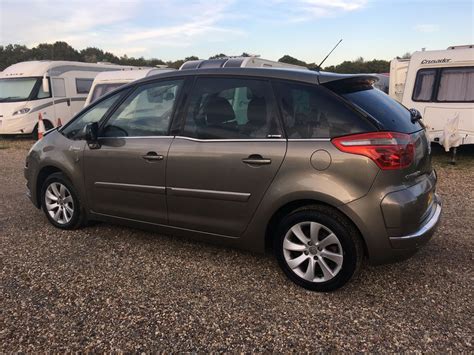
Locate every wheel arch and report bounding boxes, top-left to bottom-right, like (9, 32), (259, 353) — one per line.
(264, 199), (369, 257)
(36, 165), (71, 207)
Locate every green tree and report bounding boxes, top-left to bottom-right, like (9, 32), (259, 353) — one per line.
(80, 47), (120, 63)
(278, 55), (307, 67)
(30, 41), (81, 61)
(209, 53), (227, 59)
(323, 58), (389, 73)
(0, 44), (31, 70)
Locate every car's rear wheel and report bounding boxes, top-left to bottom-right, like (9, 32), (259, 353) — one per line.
(41, 172), (85, 229)
(274, 205), (363, 292)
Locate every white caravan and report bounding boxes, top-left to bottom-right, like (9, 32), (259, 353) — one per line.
(389, 45), (474, 150)
(389, 59), (410, 102)
(0, 61), (138, 135)
(84, 67), (174, 106)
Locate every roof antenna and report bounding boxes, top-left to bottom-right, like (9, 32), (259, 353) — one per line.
(317, 39), (343, 70)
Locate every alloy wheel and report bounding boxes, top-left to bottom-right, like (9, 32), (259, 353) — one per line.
(283, 221), (344, 282)
(45, 182), (74, 225)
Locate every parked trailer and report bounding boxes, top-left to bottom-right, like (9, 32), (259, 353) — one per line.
(389, 45), (474, 151)
(0, 61), (139, 135)
(84, 67), (175, 106)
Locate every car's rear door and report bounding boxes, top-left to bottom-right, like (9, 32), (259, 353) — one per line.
(166, 76), (287, 237)
(83, 78), (185, 224)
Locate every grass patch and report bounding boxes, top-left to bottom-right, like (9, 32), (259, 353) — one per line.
(0, 139), (10, 149)
(0, 136), (36, 150)
(431, 144), (474, 171)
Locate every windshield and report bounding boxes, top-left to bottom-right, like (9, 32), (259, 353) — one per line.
(0, 77), (42, 102)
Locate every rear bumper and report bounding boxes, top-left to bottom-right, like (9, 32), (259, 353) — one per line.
(389, 194), (442, 249)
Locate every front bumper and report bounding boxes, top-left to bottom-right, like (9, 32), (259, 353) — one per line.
(389, 194), (442, 249)
(0, 116), (36, 134)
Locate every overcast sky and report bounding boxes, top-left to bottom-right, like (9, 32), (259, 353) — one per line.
(1, 0), (473, 65)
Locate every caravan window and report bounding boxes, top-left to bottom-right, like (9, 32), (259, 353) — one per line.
(52, 78), (66, 98)
(90, 83), (125, 103)
(76, 78), (94, 94)
(413, 69), (436, 101)
(437, 67), (474, 102)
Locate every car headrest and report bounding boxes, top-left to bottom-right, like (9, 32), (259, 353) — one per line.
(247, 97), (267, 127)
(204, 97), (235, 126)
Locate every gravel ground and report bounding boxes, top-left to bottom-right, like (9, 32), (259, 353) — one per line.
(1, 139), (473, 352)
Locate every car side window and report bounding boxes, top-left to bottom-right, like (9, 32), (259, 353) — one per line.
(274, 81), (373, 138)
(62, 93), (122, 140)
(182, 77), (282, 139)
(102, 80), (183, 137)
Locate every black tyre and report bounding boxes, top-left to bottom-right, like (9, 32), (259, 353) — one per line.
(40, 172), (85, 229)
(274, 205), (363, 292)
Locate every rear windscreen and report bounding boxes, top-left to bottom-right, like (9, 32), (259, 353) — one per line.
(329, 83), (423, 133)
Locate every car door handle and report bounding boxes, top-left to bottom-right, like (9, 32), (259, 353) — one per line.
(242, 154), (272, 165)
(142, 152), (164, 161)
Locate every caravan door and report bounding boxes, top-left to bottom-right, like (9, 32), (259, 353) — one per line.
(51, 77), (71, 126)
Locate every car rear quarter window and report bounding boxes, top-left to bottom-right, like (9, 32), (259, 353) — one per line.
(274, 81), (375, 138)
(334, 83), (423, 133)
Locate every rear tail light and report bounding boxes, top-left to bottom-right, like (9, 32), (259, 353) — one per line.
(332, 132), (414, 170)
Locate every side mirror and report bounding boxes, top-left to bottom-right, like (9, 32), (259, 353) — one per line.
(84, 122), (100, 149)
(42, 75), (50, 93)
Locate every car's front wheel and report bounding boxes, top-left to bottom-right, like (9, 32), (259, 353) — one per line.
(274, 205), (363, 292)
(41, 172), (85, 229)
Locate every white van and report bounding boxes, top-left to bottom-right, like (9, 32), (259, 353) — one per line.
(84, 67), (174, 106)
(0, 61), (138, 135)
(389, 45), (474, 148)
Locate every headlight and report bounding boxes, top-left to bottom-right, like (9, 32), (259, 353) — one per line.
(13, 108), (30, 116)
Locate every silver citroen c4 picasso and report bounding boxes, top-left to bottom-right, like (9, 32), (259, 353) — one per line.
(25, 64), (441, 291)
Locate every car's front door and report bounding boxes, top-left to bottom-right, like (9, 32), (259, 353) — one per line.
(166, 76), (287, 237)
(83, 79), (184, 224)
